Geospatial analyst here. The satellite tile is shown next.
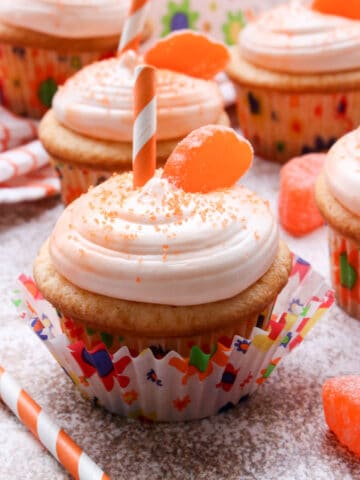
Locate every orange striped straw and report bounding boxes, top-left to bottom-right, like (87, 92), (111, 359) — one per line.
(133, 65), (157, 188)
(0, 366), (110, 480)
(118, 0), (150, 55)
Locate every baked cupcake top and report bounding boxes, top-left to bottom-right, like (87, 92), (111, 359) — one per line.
(324, 127), (360, 216)
(49, 127), (279, 306)
(53, 51), (224, 142)
(239, 3), (360, 73)
(0, 0), (131, 38)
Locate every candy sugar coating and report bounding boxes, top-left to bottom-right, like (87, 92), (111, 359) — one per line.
(312, 0), (360, 20)
(279, 153), (325, 236)
(162, 125), (253, 193)
(144, 31), (230, 80)
(322, 376), (360, 456)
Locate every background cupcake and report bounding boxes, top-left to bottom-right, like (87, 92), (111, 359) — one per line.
(227, 1), (360, 162)
(316, 127), (360, 319)
(0, 0), (152, 118)
(39, 33), (230, 205)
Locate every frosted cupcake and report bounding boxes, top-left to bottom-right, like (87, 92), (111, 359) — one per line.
(20, 125), (335, 420)
(34, 126), (292, 357)
(0, 0), (151, 118)
(316, 127), (360, 319)
(39, 33), (230, 205)
(227, 2), (360, 162)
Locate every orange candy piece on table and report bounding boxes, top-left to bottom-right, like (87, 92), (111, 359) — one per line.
(278, 153), (326, 237)
(312, 0), (360, 20)
(162, 125), (253, 193)
(144, 31), (230, 80)
(323, 376), (360, 457)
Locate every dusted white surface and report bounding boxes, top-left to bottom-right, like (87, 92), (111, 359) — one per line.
(1, 156), (360, 479)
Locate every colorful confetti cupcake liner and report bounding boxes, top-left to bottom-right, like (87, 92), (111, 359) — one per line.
(15, 255), (334, 421)
(52, 159), (113, 205)
(0, 44), (114, 119)
(235, 85), (360, 163)
(58, 306), (274, 357)
(328, 228), (360, 319)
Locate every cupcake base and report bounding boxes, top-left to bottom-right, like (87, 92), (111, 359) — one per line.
(227, 49), (360, 163)
(328, 228), (360, 319)
(16, 254), (334, 421)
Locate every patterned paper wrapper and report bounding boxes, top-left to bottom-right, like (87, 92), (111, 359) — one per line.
(328, 228), (360, 320)
(0, 44), (115, 119)
(234, 85), (360, 163)
(52, 159), (113, 206)
(15, 255), (334, 422)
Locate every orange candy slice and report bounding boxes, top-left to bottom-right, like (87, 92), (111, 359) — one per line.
(144, 31), (230, 80)
(279, 153), (325, 237)
(312, 0), (360, 20)
(162, 125), (253, 193)
(323, 376), (360, 456)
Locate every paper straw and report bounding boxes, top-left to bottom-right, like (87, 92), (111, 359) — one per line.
(0, 367), (110, 480)
(118, 0), (150, 54)
(133, 65), (157, 188)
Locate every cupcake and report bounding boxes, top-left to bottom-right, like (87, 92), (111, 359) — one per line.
(0, 0), (151, 118)
(227, 2), (360, 162)
(316, 127), (360, 319)
(34, 126), (291, 356)
(18, 125), (334, 420)
(39, 33), (230, 205)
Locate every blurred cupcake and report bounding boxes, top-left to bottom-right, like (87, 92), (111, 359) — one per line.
(0, 0), (151, 118)
(227, 2), (360, 162)
(39, 33), (230, 205)
(18, 125), (334, 420)
(316, 127), (360, 319)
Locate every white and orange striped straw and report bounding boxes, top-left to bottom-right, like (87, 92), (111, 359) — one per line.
(0, 366), (110, 480)
(118, 0), (150, 55)
(133, 64), (157, 188)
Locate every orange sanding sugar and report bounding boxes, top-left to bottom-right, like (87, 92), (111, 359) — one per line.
(278, 153), (325, 237)
(322, 376), (360, 456)
(312, 0), (360, 20)
(162, 125), (253, 193)
(144, 31), (230, 80)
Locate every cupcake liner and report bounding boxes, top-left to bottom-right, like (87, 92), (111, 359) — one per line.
(0, 44), (114, 119)
(58, 305), (273, 357)
(14, 255), (334, 421)
(235, 85), (360, 163)
(52, 159), (112, 205)
(328, 228), (360, 319)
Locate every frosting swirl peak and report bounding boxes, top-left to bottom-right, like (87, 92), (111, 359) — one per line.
(240, 3), (360, 73)
(53, 52), (224, 142)
(49, 171), (279, 306)
(0, 0), (131, 38)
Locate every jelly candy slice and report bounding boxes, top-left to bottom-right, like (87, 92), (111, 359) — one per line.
(323, 376), (360, 456)
(144, 31), (230, 80)
(279, 153), (325, 236)
(162, 125), (253, 193)
(312, 0), (360, 20)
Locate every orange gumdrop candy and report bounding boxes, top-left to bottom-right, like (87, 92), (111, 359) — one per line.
(323, 376), (360, 457)
(279, 153), (325, 237)
(312, 0), (360, 20)
(144, 31), (230, 80)
(162, 125), (253, 193)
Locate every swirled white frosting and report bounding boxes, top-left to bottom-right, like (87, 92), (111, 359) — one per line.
(325, 127), (360, 216)
(53, 52), (224, 142)
(239, 3), (360, 73)
(0, 0), (131, 38)
(49, 171), (279, 306)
